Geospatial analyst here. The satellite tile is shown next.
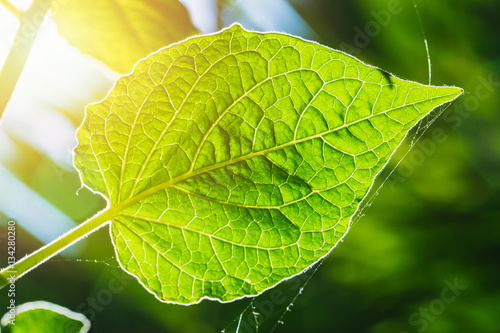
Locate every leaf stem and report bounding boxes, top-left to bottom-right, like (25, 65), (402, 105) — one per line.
(0, 0), (52, 120)
(0, 0), (21, 18)
(0, 209), (113, 288)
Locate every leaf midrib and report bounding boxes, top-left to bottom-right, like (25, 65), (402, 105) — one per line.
(118, 212), (297, 250)
(102, 92), (457, 224)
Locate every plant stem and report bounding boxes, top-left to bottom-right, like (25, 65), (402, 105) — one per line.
(0, 209), (113, 288)
(0, 0), (52, 120)
(0, 0), (21, 18)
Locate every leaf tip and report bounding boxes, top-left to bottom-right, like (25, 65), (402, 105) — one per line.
(435, 85), (464, 104)
(450, 86), (465, 98)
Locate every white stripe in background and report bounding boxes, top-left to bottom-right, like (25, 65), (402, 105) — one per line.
(230, 0), (319, 39)
(179, 0), (217, 33)
(0, 164), (81, 250)
(180, 0), (318, 40)
(0, 7), (111, 252)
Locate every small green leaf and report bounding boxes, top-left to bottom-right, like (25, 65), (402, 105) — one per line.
(52, 0), (198, 73)
(74, 24), (462, 304)
(1, 301), (90, 333)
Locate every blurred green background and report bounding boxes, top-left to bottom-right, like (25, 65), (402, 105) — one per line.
(0, 0), (499, 332)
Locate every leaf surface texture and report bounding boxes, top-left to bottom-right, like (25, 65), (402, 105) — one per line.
(74, 24), (462, 304)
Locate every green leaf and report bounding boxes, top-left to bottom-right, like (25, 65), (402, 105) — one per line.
(74, 24), (463, 304)
(1, 301), (90, 333)
(52, 0), (198, 73)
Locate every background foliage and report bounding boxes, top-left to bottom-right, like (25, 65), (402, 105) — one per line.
(0, 0), (499, 332)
